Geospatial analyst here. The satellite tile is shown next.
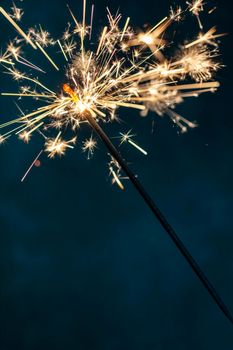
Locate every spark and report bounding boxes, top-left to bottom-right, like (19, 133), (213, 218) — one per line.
(10, 2), (24, 22)
(28, 26), (55, 47)
(7, 41), (21, 58)
(179, 45), (221, 82)
(89, 4), (94, 40)
(127, 17), (170, 60)
(108, 156), (125, 190)
(187, 0), (205, 29)
(18, 130), (32, 143)
(119, 131), (147, 155)
(96, 26), (108, 56)
(185, 27), (225, 48)
(57, 40), (68, 61)
(170, 6), (183, 21)
(6, 41), (44, 72)
(167, 109), (197, 133)
(0, 50), (14, 65)
(120, 17), (130, 41)
(0, 134), (9, 144)
(45, 132), (76, 158)
(82, 135), (97, 159)
(208, 7), (217, 15)
(63, 38), (77, 58)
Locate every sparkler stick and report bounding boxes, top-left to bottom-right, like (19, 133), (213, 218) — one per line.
(85, 111), (233, 325)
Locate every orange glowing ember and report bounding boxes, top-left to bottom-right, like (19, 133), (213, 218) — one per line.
(63, 83), (79, 102)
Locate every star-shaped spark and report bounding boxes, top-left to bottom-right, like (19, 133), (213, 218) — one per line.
(119, 130), (148, 155)
(82, 135), (97, 159)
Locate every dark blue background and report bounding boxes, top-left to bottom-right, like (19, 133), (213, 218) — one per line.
(0, 0), (233, 348)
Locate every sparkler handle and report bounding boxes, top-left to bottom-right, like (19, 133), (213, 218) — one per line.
(86, 112), (233, 326)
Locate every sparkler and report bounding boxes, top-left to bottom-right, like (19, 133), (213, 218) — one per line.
(0, 0), (232, 325)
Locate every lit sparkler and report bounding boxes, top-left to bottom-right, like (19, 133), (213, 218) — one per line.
(0, 0), (232, 325)
(0, 1), (222, 170)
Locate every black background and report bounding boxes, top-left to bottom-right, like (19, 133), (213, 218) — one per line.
(0, 0), (233, 349)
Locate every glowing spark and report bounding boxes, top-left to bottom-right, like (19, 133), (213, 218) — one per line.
(120, 17), (130, 41)
(109, 157), (125, 190)
(18, 130), (32, 143)
(167, 109), (197, 133)
(0, 51), (14, 65)
(187, 0), (204, 29)
(0, 7), (37, 49)
(63, 38), (76, 58)
(170, 6), (183, 21)
(208, 7), (217, 15)
(45, 132), (76, 158)
(187, 0), (204, 15)
(63, 83), (79, 102)
(96, 26), (108, 56)
(89, 4), (94, 40)
(28, 26), (55, 47)
(179, 45), (220, 82)
(82, 135), (97, 159)
(185, 27), (225, 48)
(57, 40), (68, 61)
(120, 131), (147, 155)
(10, 2), (24, 22)
(7, 41), (21, 59)
(0, 134), (9, 144)
(83, 0), (87, 31)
